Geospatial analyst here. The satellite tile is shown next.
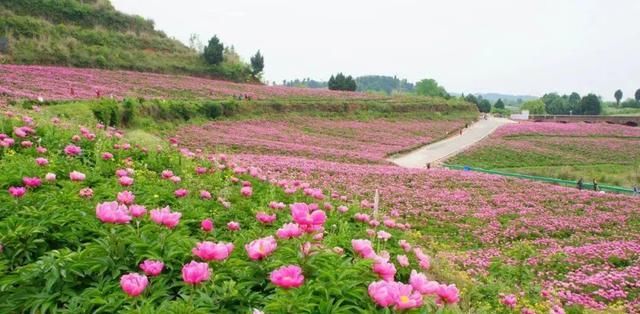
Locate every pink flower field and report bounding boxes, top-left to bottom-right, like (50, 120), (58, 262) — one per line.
(0, 64), (374, 101)
(177, 117), (465, 164)
(174, 118), (640, 313)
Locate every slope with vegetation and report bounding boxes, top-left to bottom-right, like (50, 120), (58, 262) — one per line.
(0, 0), (257, 81)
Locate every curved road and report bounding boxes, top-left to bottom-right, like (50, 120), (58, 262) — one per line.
(389, 116), (515, 168)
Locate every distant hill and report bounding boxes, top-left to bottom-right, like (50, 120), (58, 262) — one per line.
(450, 92), (537, 105)
(0, 0), (253, 81)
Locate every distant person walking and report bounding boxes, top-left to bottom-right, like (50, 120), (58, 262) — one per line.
(633, 186), (639, 196)
(592, 179), (598, 191)
(577, 178), (583, 190)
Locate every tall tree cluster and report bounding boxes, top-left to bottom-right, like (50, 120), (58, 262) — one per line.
(328, 73), (357, 91)
(540, 92), (602, 115)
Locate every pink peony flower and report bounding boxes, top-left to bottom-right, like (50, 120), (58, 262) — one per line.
(22, 177), (41, 188)
(201, 218), (214, 232)
(64, 144), (82, 156)
(270, 265), (305, 289)
(120, 273), (148, 297)
(436, 284), (460, 304)
(368, 280), (399, 308)
(170, 176), (181, 184)
(195, 166), (207, 175)
(101, 152), (114, 160)
(139, 260), (164, 276)
(409, 270), (439, 295)
(118, 176), (134, 187)
(227, 221), (240, 231)
(192, 241), (234, 261)
(96, 201), (132, 224)
(45, 173), (56, 182)
(35, 157), (48, 166)
(8, 186), (26, 198)
(377, 230), (392, 241)
(117, 191), (135, 205)
(115, 169), (128, 177)
(69, 171), (85, 181)
(129, 205), (147, 217)
(200, 190), (212, 200)
(290, 203), (327, 230)
(150, 206), (181, 229)
(182, 261), (211, 285)
(395, 283), (423, 310)
(241, 186), (253, 197)
(276, 223), (303, 239)
(501, 294), (517, 308)
(397, 255), (410, 267)
(372, 260), (397, 281)
(245, 236), (277, 260)
(550, 305), (565, 314)
(174, 189), (188, 198)
(21, 140), (32, 147)
(161, 170), (174, 179)
(256, 212), (277, 224)
(352, 239), (376, 259)
(337, 205), (348, 213)
(79, 187), (94, 198)
(399, 240), (412, 252)
(36, 146), (47, 154)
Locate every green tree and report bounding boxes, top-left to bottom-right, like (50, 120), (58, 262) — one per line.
(328, 73), (357, 91)
(614, 89), (623, 107)
(203, 35), (224, 65)
(579, 94), (602, 115)
(494, 99), (505, 109)
(250, 50), (264, 76)
(635, 88), (640, 102)
(522, 99), (546, 115)
(415, 79), (448, 98)
(464, 94), (479, 105)
(477, 99), (492, 113)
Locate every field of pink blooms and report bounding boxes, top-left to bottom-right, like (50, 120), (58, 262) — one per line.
(450, 122), (640, 186)
(177, 117), (466, 164)
(0, 65), (375, 101)
(0, 108), (472, 313)
(174, 118), (640, 313)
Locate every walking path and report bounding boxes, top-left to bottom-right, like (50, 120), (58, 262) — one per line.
(389, 116), (515, 168)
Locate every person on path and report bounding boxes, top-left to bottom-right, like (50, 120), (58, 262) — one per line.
(592, 179), (598, 191)
(577, 178), (583, 190)
(633, 186), (638, 196)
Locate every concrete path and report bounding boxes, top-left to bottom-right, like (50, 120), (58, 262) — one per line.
(389, 116), (515, 168)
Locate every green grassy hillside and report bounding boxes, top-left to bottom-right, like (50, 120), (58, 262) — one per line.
(0, 0), (252, 81)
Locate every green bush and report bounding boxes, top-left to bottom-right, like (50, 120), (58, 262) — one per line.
(200, 101), (223, 119)
(90, 99), (119, 126)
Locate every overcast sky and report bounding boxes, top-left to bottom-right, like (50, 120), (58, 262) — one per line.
(111, 0), (640, 99)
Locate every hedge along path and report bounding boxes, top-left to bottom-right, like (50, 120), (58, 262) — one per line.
(388, 116), (515, 168)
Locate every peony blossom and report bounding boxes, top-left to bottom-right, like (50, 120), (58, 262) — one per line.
(120, 273), (148, 297)
(45, 173), (56, 182)
(102, 152), (114, 160)
(117, 191), (135, 205)
(200, 190), (212, 200)
(245, 236), (277, 260)
(96, 201), (132, 224)
(352, 239), (376, 259)
(372, 260), (397, 281)
(192, 241), (234, 261)
(69, 171), (85, 181)
(22, 177), (41, 188)
(35, 157), (48, 166)
(436, 284), (460, 304)
(241, 186), (253, 197)
(161, 170), (174, 179)
(150, 206), (181, 229)
(501, 294), (517, 308)
(129, 205), (147, 218)
(201, 218), (214, 232)
(79, 187), (94, 198)
(377, 230), (392, 241)
(227, 221), (240, 231)
(64, 144), (82, 156)
(368, 280), (399, 308)
(182, 261), (211, 285)
(270, 265), (305, 289)
(276, 223), (303, 239)
(409, 270), (439, 295)
(290, 203), (327, 232)
(118, 176), (134, 187)
(399, 240), (412, 252)
(139, 260), (164, 276)
(397, 255), (410, 267)
(395, 283), (423, 310)
(8, 186), (26, 198)
(174, 188), (188, 198)
(256, 212), (277, 224)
